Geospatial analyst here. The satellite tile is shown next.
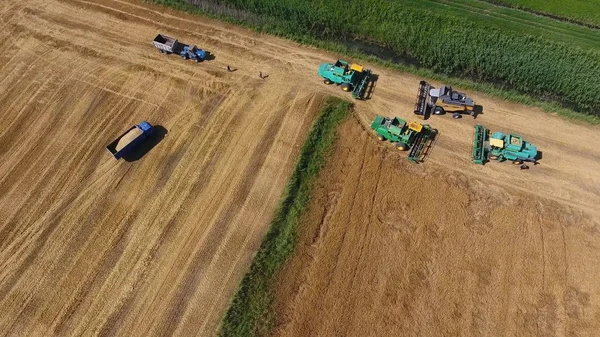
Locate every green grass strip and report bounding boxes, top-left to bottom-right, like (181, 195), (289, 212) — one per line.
(218, 97), (352, 337)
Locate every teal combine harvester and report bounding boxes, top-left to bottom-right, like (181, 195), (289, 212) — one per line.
(473, 124), (538, 165)
(371, 115), (437, 163)
(318, 59), (372, 99)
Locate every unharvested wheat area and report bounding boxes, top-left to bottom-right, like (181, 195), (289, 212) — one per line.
(273, 116), (600, 337)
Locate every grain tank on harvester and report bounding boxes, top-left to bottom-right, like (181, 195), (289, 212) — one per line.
(473, 124), (538, 166)
(370, 115), (437, 163)
(318, 59), (372, 99)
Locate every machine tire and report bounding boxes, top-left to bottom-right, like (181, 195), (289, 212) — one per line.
(195, 58), (200, 62)
(489, 155), (498, 160)
(452, 112), (462, 119)
(469, 110), (476, 117)
(159, 49), (165, 54)
(396, 142), (408, 151)
(341, 83), (352, 92)
(377, 135), (385, 141)
(433, 107), (445, 115)
(512, 159), (523, 165)
(324, 79), (333, 85)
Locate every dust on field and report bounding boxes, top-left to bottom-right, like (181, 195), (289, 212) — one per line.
(272, 116), (600, 337)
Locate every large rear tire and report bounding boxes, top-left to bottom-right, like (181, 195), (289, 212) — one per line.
(433, 107), (445, 115)
(377, 135), (385, 141)
(341, 83), (352, 92)
(452, 112), (462, 119)
(396, 142), (408, 151)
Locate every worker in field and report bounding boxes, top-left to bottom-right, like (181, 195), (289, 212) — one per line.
(227, 65), (233, 72)
(259, 71), (263, 79)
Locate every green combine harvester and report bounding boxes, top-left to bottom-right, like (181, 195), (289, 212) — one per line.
(318, 59), (372, 99)
(473, 124), (538, 165)
(371, 115), (437, 163)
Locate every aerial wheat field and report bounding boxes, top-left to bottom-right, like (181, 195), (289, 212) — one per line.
(0, 0), (599, 336)
(272, 116), (600, 336)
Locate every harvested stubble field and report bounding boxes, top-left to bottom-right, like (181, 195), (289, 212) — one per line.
(0, 0), (599, 336)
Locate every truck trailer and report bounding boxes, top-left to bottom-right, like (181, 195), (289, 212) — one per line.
(106, 121), (154, 160)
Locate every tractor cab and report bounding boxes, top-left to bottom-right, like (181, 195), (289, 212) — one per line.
(181, 45), (206, 61)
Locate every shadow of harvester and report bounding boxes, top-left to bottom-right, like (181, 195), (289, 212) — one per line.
(123, 125), (168, 162)
(473, 104), (484, 119)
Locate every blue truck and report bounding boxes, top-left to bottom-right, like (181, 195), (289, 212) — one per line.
(153, 34), (206, 62)
(106, 121), (154, 160)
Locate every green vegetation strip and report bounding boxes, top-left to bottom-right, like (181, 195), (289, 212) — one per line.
(218, 97), (352, 337)
(150, 0), (600, 124)
(482, 0), (600, 28)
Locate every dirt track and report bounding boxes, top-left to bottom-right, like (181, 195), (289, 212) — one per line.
(0, 0), (599, 336)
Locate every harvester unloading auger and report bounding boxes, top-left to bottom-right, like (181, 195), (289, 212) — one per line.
(473, 124), (538, 166)
(370, 115), (438, 163)
(414, 81), (476, 119)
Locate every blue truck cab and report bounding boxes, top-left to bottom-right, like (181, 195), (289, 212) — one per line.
(181, 45), (206, 62)
(106, 121), (154, 160)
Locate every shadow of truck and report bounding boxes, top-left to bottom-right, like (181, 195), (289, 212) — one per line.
(122, 125), (168, 162)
